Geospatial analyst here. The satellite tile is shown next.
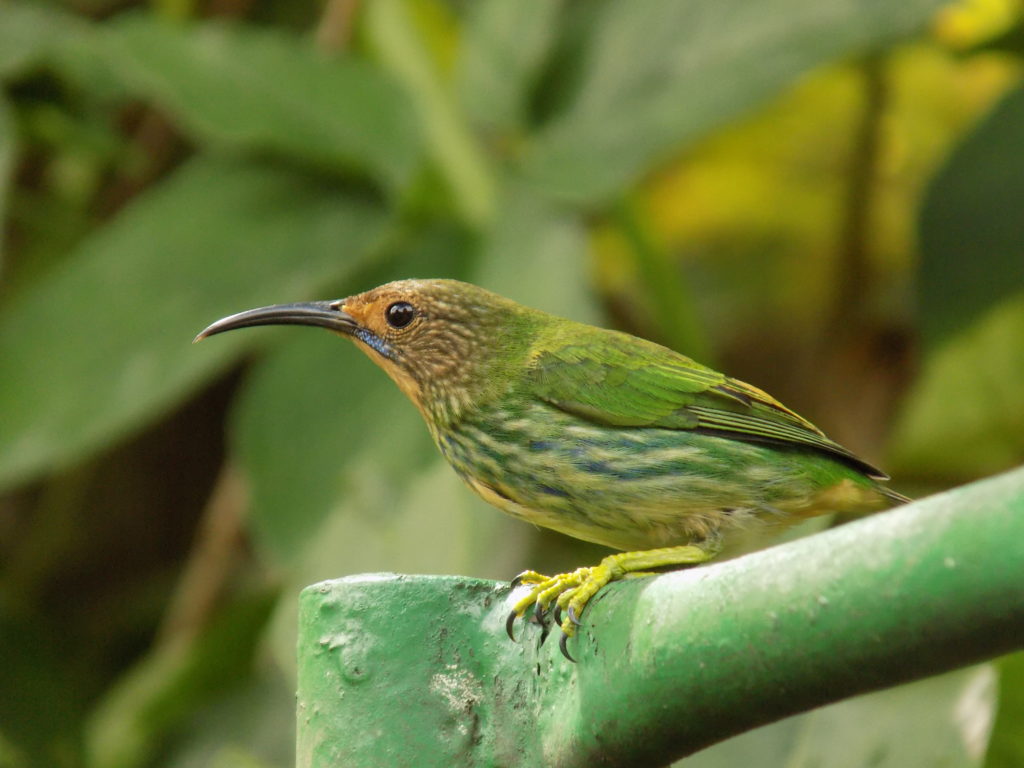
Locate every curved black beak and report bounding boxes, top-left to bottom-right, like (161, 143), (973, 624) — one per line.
(193, 300), (357, 343)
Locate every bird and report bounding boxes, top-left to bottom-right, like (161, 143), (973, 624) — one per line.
(196, 278), (908, 660)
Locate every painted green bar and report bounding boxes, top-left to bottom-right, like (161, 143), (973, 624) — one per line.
(297, 466), (1024, 767)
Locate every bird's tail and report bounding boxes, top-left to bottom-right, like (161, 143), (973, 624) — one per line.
(828, 482), (912, 530)
(879, 486), (912, 506)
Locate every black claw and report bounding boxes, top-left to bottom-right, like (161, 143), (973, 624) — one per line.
(533, 600), (549, 624)
(559, 631), (577, 663)
(505, 611), (519, 642)
(567, 604), (582, 627)
(553, 603), (564, 627)
(510, 574), (525, 588)
(539, 621), (551, 645)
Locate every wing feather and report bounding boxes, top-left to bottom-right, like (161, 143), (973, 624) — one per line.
(528, 329), (885, 478)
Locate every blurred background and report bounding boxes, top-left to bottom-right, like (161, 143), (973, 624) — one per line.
(1, 0), (1023, 766)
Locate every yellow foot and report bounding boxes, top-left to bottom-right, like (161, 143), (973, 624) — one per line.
(506, 543), (719, 661)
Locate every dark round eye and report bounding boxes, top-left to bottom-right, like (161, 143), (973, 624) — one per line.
(385, 301), (415, 329)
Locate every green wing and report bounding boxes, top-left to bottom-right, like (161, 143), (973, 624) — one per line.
(528, 329), (885, 478)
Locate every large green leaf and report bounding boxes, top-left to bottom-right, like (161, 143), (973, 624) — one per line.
(0, 158), (389, 490)
(457, 0), (564, 133)
(473, 182), (597, 321)
(234, 332), (436, 569)
(889, 294), (1024, 479)
(918, 83), (1024, 348)
(102, 15), (422, 192)
(519, 0), (948, 205)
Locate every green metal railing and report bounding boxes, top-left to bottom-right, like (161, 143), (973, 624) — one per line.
(297, 466), (1024, 767)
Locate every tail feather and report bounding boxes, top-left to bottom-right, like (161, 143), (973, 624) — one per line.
(879, 486), (912, 506)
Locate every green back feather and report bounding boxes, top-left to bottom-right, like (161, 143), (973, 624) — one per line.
(527, 325), (887, 479)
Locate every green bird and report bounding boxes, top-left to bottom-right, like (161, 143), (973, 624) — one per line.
(196, 279), (907, 659)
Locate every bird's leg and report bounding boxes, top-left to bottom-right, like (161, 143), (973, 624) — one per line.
(557, 544), (718, 632)
(507, 541), (721, 657)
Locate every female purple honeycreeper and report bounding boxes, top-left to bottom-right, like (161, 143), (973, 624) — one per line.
(196, 279), (907, 654)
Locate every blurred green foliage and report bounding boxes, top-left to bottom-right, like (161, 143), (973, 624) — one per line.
(0, 0), (1022, 766)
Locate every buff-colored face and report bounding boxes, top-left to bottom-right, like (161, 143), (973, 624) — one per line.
(335, 282), (424, 349)
(332, 281), (435, 404)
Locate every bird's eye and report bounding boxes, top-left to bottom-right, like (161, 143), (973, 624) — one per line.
(385, 301), (415, 329)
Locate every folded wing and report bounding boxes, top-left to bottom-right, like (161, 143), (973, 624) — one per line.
(528, 331), (886, 479)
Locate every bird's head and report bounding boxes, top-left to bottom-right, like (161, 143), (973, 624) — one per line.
(196, 279), (538, 423)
